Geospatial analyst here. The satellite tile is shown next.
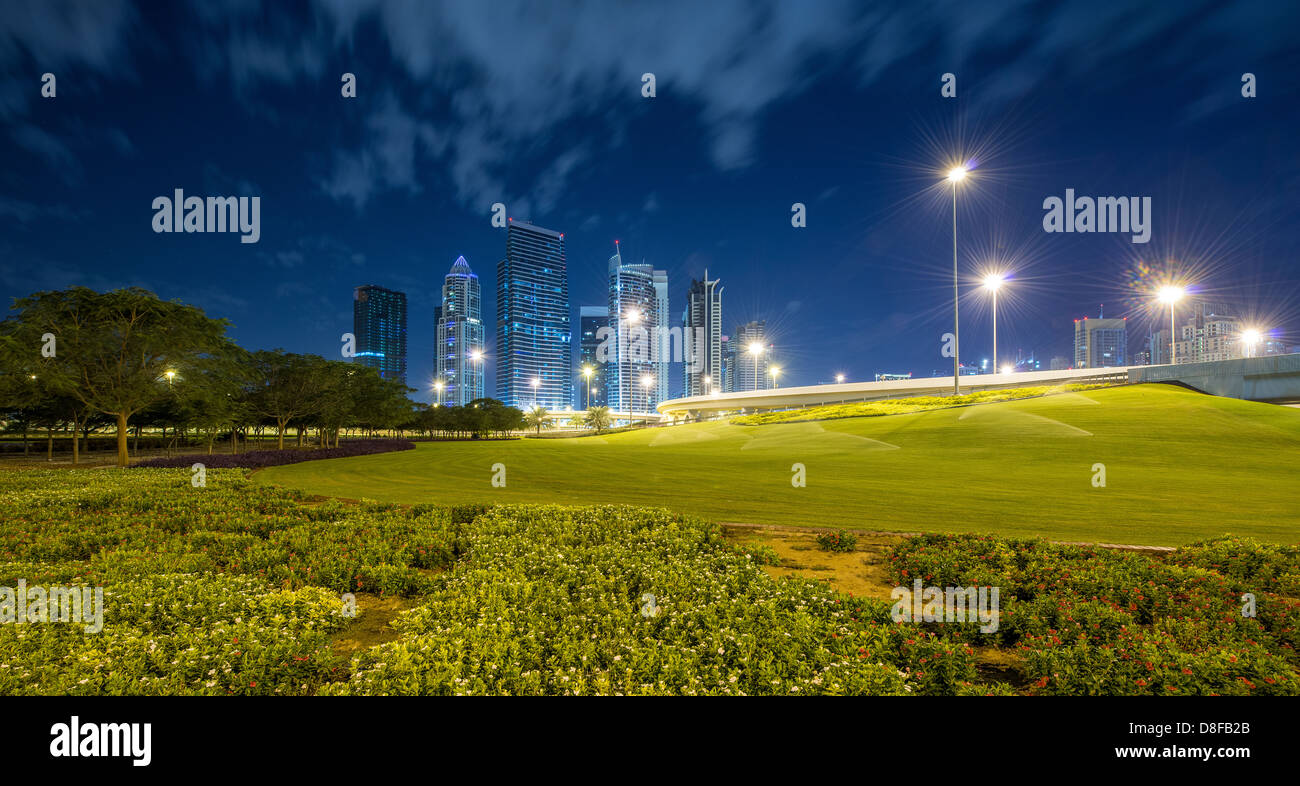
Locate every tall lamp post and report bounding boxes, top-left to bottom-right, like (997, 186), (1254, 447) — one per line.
(1157, 286), (1184, 365)
(983, 273), (1006, 374)
(947, 165), (968, 394)
(433, 379), (444, 406)
(530, 377), (540, 408)
(769, 366), (781, 388)
(1241, 328), (1262, 359)
(639, 374), (653, 422)
(581, 365), (593, 410)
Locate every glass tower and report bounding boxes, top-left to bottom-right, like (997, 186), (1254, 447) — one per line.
(578, 305), (609, 409)
(352, 285), (407, 382)
(436, 255), (484, 406)
(496, 220), (571, 410)
(684, 271), (723, 397)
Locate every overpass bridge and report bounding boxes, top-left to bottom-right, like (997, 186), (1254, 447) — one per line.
(655, 354), (1300, 420)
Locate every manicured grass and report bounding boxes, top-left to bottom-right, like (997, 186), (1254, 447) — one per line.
(256, 384), (1300, 546)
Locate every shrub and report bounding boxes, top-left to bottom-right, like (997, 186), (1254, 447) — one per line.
(132, 439), (415, 470)
(816, 531), (858, 553)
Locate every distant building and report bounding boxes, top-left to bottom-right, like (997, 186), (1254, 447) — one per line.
(1074, 317), (1127, 368)
(607, 244), (663, 412)
(353, 285), (407, 382)
(435, 255), (484, 406)
(733, 321), (769, 391)
(720, 335), (735, 393)
(578, 305), (609, 409)
(497, 220), (571, 410)
(653, 268), (670, 404)
(683, 272), (724, 397)
(1049, 355), (1070, 371)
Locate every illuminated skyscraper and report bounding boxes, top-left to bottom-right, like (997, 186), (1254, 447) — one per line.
(496, 220), (571, 409)
(352, 285), (407, 382)
(435, 255), (484, 405)
(684, 271), (723, 397)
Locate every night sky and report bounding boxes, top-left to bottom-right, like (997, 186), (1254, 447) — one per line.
(2, 0), (1298, 401)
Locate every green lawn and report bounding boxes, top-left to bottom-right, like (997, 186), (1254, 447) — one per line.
(256, 384), (1300, 546)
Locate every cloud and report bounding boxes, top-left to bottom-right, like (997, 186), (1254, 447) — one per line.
(319, 91), (448, 209)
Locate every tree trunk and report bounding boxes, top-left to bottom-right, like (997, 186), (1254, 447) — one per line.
(71, 418), (80, 465)
(115, 413), (130, 466)
(47, 426), (54, 461)
(22, 423), (29, 455)
(277, 422), (286, 450)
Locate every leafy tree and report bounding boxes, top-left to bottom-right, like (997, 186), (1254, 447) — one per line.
(246, 350), (329, 450)
(2, 287), (237, 466)
(523, 406), (549, 435)
(584, 406), (612, 434)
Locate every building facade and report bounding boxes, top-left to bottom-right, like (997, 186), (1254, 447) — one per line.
(653, 269), (670, 404)
(1074, 317), (1128, 368)
(496, 220), (571, 410)
(352, 285), (407, 382)
(683, 272), (723, 397)
(607, 244), (661, 413)
(578, 305), (609, 409)
(435, 255), (484, 406)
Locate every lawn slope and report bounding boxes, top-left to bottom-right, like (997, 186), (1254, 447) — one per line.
(256, 384), (1300, 546)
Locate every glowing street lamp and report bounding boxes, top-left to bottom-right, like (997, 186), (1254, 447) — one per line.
(747, 342), (764, 392)
(946, 164), (970, 395)
(835, 373), (845, 384)
(982, 273), (1007, 375)
(639, 374), (654, 419)
(581, 365), (594, 410)
(1001, 364), (1013, 376)
(433, 379), (445, 406)
(1241, 328), (1263, 358)
(769, 365), (781, 388)
(1157, 285), (1185, 364)
(165, 369), (177, 387)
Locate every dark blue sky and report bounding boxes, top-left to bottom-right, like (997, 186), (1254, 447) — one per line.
(3, 0), (1298, 401)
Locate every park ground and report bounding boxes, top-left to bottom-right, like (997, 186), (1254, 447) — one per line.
(257, 383), (1300, 547)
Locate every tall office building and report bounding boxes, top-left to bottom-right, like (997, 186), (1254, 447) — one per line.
(721, 335), (735, 393)
(352, 285), (407, 382)
(607, 243), (661, 413)
(683, 271), (724, 397)
(1074, 316), (1127, 368)
(578, 305), (609, 409)
(733, 320), (769, 391)
(497, 220), (571, 410)
(435, 255), (485, 406)
(653, 269), (670, 404)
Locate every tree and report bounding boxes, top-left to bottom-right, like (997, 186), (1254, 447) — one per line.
(246, 350), (329, 450)
(523, 406), (549, 435)
(3, 287), (238, 466)
(584, 406), (612, 434)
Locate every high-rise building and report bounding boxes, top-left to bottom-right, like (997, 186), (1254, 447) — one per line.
(683, 271), (723, 397)
(578, 305), (609, 409)
(1074, 316), (1127, 368)
(653, 269), (670, 404)
(607, 243), (661, 413)
(733, 321), (769, 391)
(435, 255), (485, 406)
(352, 285), (407, 382)
(497, 220), (571, 410)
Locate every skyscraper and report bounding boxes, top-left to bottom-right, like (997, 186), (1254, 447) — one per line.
(607, 243), (660, 413)
(352, 285), (407, 382)
(578, 305), (609, 409)
(1074, 316), (1127, 368)
(435, 255), (485, 406)
(497, 220), (571, 410)
(683, 271), (723, 397)
(733, 320), (769, 391)
(653, 268), (670, 404)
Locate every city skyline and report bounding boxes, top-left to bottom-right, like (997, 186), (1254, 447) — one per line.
(4, 2), (1298, 399)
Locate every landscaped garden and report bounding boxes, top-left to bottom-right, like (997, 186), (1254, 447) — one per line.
(2, 468), (1296, 695)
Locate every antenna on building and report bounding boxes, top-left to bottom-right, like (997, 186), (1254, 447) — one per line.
(1099, 303), (1104, 318)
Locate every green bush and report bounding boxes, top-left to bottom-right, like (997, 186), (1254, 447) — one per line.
(816, 531), (858, 553)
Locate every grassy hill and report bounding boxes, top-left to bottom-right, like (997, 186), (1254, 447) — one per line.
(255, 384), (1300, 546)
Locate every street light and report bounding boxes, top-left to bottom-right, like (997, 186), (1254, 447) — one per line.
(946, 164), (969, 395)
(165, 369), (176, 387)
(639, 374), (654, 420)
(1000, 364), (1013, 376)
(531, 377), (540, 407)
(581, 365), (594, 410)
(982, 273), (1006, 376)
(747, 342), (764, 392)
(433, 379), (445, 406)
(835, 373), (845, 384)
(1157, 285), (1185, 364)
(1241, 328), (1262, 358)
(769, 365), (781, 388)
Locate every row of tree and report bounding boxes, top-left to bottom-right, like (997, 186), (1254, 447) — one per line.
(0, 287), (542, 466)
